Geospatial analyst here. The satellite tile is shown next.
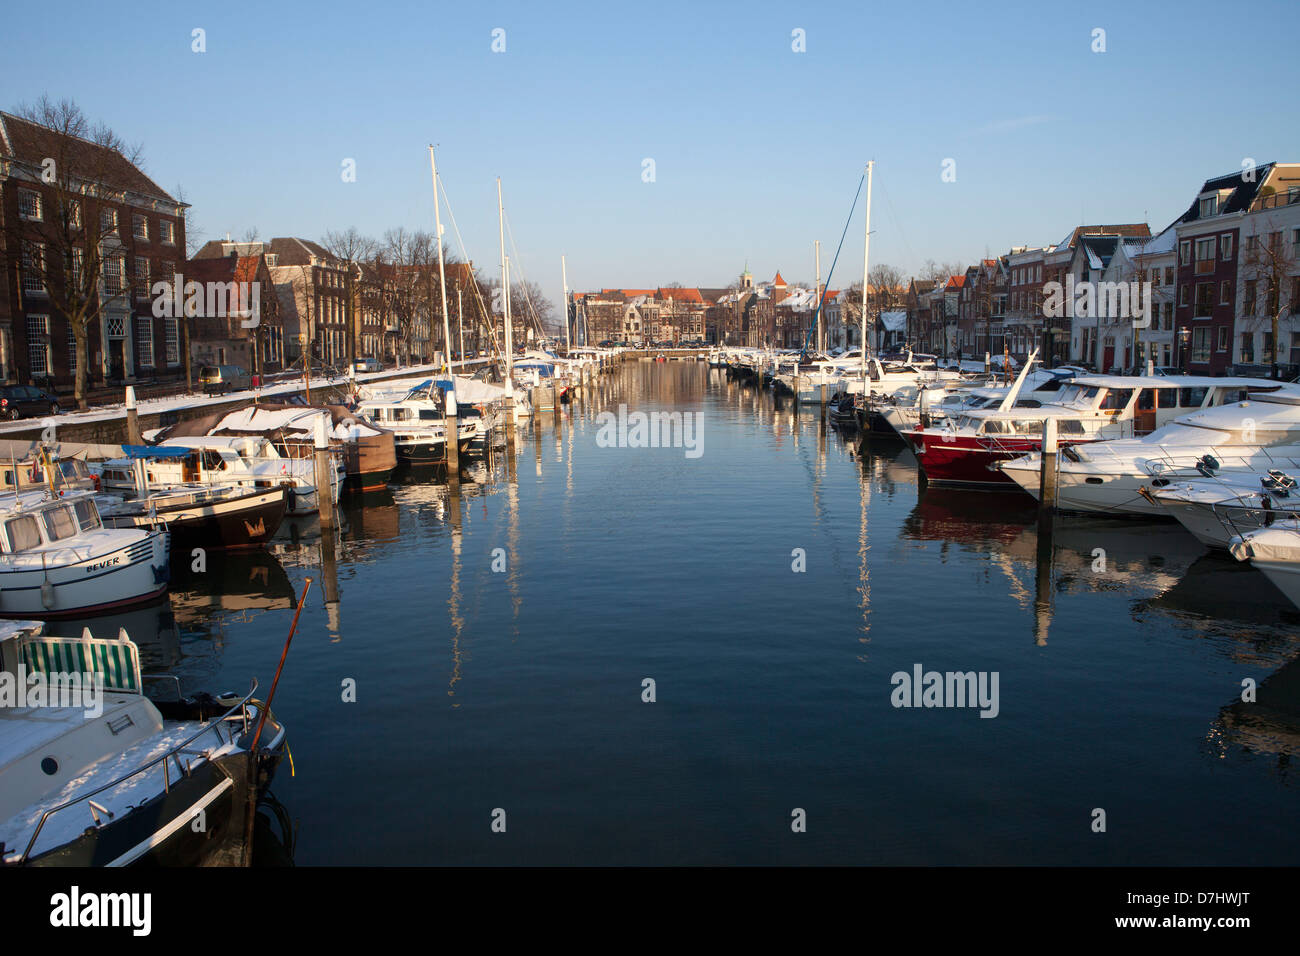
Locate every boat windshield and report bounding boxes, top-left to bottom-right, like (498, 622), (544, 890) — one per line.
(1056, 385), (1100, 406)
(41, 505), (79, 541)
(4, 514), (42, 551)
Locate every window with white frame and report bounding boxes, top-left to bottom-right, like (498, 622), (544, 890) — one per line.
(1198, 196), (1217, 219)
(70, 247), (84, 290)
(133, 215), (148, 241)
(68, 200), (81, 229)
(100, 207), (118, 236)
(1179, 240), (1191, 265)
(159, 219), (175, 245)
(1220, 234), (1233, 260)
(18, 189), (42, 221)
(1195, 237), (1215, 261)
(67, 325), (77, 371)
(136, 317), (154, 368)
(103, 255), (125, 296)
(164, 318), (179, 364)
(21, 242), (45, 294)
(26, 316), (50, 376)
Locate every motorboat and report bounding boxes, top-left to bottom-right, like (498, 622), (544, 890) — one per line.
(97, 483), (288, 553)
(998, 386), (1300, 510)
(98, 443), (328, 516)
(1229, 518), (1300, 610)
(354, 380), (477, 464)
(1150, 465), (1300, 548)
(906, 372), (1286, 488)
(0, 621), (287, 866)
(0, 490), (169, 619)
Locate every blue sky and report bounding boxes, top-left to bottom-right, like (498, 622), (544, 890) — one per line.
(5, 0), (1298, 309)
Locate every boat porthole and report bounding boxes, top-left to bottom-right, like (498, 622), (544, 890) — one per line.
(1085, 477), (1103, 484)
(41, 757), (58, 775)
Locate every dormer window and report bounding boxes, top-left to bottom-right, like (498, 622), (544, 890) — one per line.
(1199, 195), (1217, 219)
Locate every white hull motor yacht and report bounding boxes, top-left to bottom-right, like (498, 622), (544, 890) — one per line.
(1229, 518), (1300, 610)
(98, 442), (331, 517)
(1149, 466), (1300, 548)
(0, 621), (287, 866)
(998, 386), (1300, 513)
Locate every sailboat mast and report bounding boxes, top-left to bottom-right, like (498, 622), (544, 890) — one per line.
(814, 240), (822, 354)
(497, 178), (513, 394)
(561, 254), (569, 351)
(429, 146), (454, 379)
(861, 160), (873, 381)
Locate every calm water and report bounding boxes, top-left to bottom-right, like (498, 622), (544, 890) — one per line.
(49, 361), (1300, 864)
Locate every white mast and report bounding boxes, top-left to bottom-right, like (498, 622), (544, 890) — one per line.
(429, 146), (454, 383)
(497, 178), (513, 396)
(561, 254), (569, 351)
(814, 239), (822, 355)
(861, 160), (873, 382)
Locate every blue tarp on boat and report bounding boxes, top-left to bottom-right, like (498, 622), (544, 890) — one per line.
(121, 445), (193, 459)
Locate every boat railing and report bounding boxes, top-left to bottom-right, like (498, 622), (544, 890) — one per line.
(1209, 496), (1295, 541)
(14, 678), (262, 864)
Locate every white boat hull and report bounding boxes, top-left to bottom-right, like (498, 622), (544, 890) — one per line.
(0, 531), (169, 618)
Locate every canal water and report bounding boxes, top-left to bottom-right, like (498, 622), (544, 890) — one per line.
(48, 360), (1300, 864)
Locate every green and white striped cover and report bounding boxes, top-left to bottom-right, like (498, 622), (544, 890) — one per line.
(19, 629), (141, 693)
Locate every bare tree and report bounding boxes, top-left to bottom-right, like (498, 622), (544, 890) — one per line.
(321, 227), (375, 364)
(6, 97), (148, 407)
(1239, 213), (1299, 379)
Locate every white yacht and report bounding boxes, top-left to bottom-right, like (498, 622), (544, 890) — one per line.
(98, 441), (332, 516)
(1149, 466), (1300, 548)
(0, 491), (169, 619)
(355, 380), (477, 464)
(998, 386), (1300, 513)
(0, 621), (287, 865)
(1230, 518), (1300, 610)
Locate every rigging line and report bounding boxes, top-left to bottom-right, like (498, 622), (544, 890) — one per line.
(436, 173), (506, 364)
(802, 171), (866, 359)
(502, 211), (547, 340)
(878, 180), (917, 271)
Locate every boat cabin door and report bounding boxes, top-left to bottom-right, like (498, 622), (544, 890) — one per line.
(1134, 389), (1157, 436)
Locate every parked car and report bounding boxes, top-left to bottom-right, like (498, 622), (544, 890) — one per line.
(198, 365), (251, 395)
(353, 357), (384, 374)
(0, 384), (59, 420)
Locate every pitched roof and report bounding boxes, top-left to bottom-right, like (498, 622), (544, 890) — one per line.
(773, 271), (786, 286)
(0, 111), (178, 204)
(183, 255), (261, 283)
(1177, 164), (1276, 223)
(1057, 223), (1152, 249)
(946, 275), (966, 289)
(657, 287), (704, 303)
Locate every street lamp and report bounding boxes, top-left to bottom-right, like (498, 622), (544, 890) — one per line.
(1178, 327), (1191, 373)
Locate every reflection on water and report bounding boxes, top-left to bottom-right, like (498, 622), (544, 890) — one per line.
(45, 359), (1300, 864)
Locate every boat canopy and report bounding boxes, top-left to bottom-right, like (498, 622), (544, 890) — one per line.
(432, 376), (512, 404)
(121, 445), (193, 459)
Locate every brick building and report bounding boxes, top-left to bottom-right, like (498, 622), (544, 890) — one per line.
(1, 111), (188, 394)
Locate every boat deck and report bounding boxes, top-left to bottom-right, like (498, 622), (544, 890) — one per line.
(0, 717), (235, 863)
